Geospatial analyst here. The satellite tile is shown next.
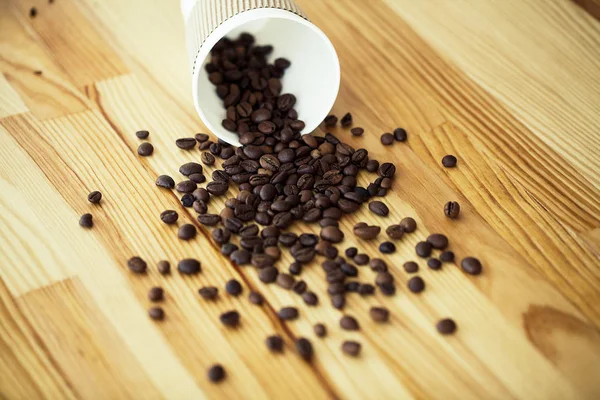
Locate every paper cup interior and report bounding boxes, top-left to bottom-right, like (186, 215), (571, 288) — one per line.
(192, 9), (340, 146)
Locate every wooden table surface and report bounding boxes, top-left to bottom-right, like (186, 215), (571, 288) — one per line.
(1, 0), (600, 398)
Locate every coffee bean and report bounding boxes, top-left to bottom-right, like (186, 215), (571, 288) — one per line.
(370, 258), (388, 272)
(148, 287), (164, 302)
(378, 162), (396, 178)
(201, 152), (216, 166)
(230, 249), (250, 265)
(248, 291), (263, 305)
(340, 315), (359, 331)
(289, 262), (302, 275)
(408, 276), (425, 293)
(366, 159), (379, 172)
(375, 272), (394, 286)
(386, 224), (404, 239)
(178, 224), (197, 240)
(179, 162), (203, 176)
(79, 213), (93, 228)
(136, 130), (149, 139)
(148, 307), (164, 320)
(350, 127), (364, 136)
(393, 128), (407, 142)
(206, 181), (229, 196)
(225, 279), (242, 296)
(369, 201), (389, 216)
(181, 194), (195, 207)
(197, 214), (221, 226)
(369, 307), (389, 323)
(207, 364), (226, 383)
(379, 241), (396, 254)
(342, 341), (361, 357)
(353, 223), (380, 240)
(380, 133), (394, 145)
(353, 253), (369, 265)
(442, 155), (457, 168)
(137, 142), (154, 156)
(331, 294), (345, 309)
(320, 226), (344, 243)
(157, 260), (170, 275)
(427, 233), (448, 249)
(444, 201), (460, 219)
(156, 175), (175, 188)
(198, 286), (218, 300)
(403, 261), (418, 273)
(303, 291), (318, 306)
(328, 282), (346, 295)
(461, 257), (482, 275)
(176, 180), (197, 193)
(345, 247), (358, 258)
(399, 217), (417, 233)
(278, 307), (299, 320)
(340, 112), (352, 128)
(220, 310), (240, 327)
(195, 133), (209, 142)
(324, 115), (338, 127)
(178, 258), (201, 274)
(258, 266), (278, 283)
(415, 241), (432, 258)
(293, 280), (307, 294)
(252, 253), (275, 268)
(276, 273), (295, 289)
(87, 191), (102, 204)
(436, 318), (457, 335)
(221, 243), (238, 257)
(266, 335), (284, 352)
(313, 323), (326, 337)
(440, 251), (455, 262)
(127, 256), (147, 273)
(341, 263), (358, 277)
(295, 338), (313, 362)
(176, 137), (197, 150)
(427, 258), (442, 270)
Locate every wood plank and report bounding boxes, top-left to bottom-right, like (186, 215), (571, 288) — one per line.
(0, 73), (28, 119)
(16, 277), (162, 399)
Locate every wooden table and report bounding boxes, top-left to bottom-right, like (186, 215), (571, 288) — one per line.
(1, 0), (600, 398)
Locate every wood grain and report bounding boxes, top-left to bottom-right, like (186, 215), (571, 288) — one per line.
(1, 0), (600, 398)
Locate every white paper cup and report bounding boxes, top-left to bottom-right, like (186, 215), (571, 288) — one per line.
(182, 0), (340, 146)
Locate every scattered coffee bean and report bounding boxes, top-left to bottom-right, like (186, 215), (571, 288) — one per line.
(444, 201), (461, 219)
(258, 266), (278, 283)
(353, 223), (380, 240)
(379, 241), (396, 254)
(436, 318), (457, 335)
(350, 127), (364, 136)
(403, 261), (419, 273)
(289, 262), (302, 275)
(201, 152), (216, 166)
(427, 258), (442, 270)
(276, 273), (295, 289)
(340, 315), (359, 331)
(181, 194), (195, 207)
(156, 175), (175, 188)
(324, 115), (338, 127)
(160, 210), (178, 224)
(278, 307), (299, 320)
(179, 162), (203, 176)
(148, 307), (164, 320)
(407, 276), (425, 293)
(331, 294), (345, 309)
(415, 241), (432, 258)
(345, 247), (358, 258)
(393, 128), (407, 142)
(199, 286), (218, 300)
(266, 335), (284, 352)
(136, 130), (149, 139)
(369, 201), (389, 216)
(313, 323), (326, 337)
(176, 180), (197, 193)
(399, 217), (417, 233)
(157, 260), (170, 275)
(442, 155), (457, 168)
(248, 291), (263, 305)
(427, 233), (448, 249)
(461, 257), (482, 275)
(127, 256), (147, 273)
(380, 133), (394, 145)
(225, 279), (242, 296)
(178, 224), (197, 240)
(320, 226), (344, 243)
(137, 142), (154, 156)
(340, 112), (352, 127)
(302, 291), (318, 306)
(195, 133), (209, 142)
(295, 338), (313, 361)
(386, 224), (404, 239)
(79, 213), (93, 228)
(148, 287), (164, 302)
(87, 191), (102, 204)
(175, 137), (197, 150)
(378, 162), (396, 178)
(369, 307), (390, 323)
(354, 253), (370, 265)
(207, 364), (226, 383)
(342, 341), (361, 357)
(375, 272), (394, 287)
(359, 283), (375, 296)
(178, 258), (201, 274)
(370, 258), (388, 272)
(293, 280), (307, 294)
(220, 310), (240, 327)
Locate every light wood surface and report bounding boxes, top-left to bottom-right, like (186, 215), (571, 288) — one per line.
(1, 0), (600, 398)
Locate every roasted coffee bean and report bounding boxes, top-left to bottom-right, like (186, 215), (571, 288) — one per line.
(221, 243), (238, 256)
(220, 310), (240, 327)
(198, 286), (218, 300)
(293, 280), (307, 294)
(201, 152), (216, 166)
(369, 307), (390, 323)
(87, 191), (102, 204)
(427, 233), (448, 249)
(138, 142), (154, 156)
(353, 223), (380, 240)
(207, 364), (226, 383)
(444, 201), (461, 219)
(193, 200), (208, 214)
(176, 138), (197, 149)
(359, 283), (376, 296)
(369, 201), (389, 216)
(303, 291), (318, 306)
(252, 253), (275, 268)
(278, 307), (299, 320)
(157, 260), (170, 275)
(370, 258), (388, 272)
(289, 262), (303, 275)
(156, 175), (175, 188)
(258, 266), (278, 283)
(195, 133), (209, 142)
(230, 249), (250, 265)
(393, 127), (407, 142)
(350, 127), (364, 136)
(328, 282), (346, 295)
(345, 281), (360, 292)
(295, 338), (313, 362)
(428, 258), (442, 270)
(224, 217), (243, 233)
(340, 315), (359, 331)
(340, 112), (352, 127)
(341, 263), (358, 277)
(436, 318), (457, 335)
(380, 133), (394, 145)
(378, 162), (396, 178)
(193, 188), (210, 202)
(79, 213), (93, 228)
(148, 287), (164, 302)
(379, 282), (396, 296)
(176, 180), (197, 193)
(331, 294), (345, 309)
(386, 224), (404, 239)
(400, 217), (417, 232)
(197, 213), (221, 226)
(179, 162), (203, 176)
(442, 155), (457, 168)
(353, 253), (370, 265)
(266, 335), (284, 352)
(293, 247), (316, 264)
(313, 323), (326, 337)
(440, 251), (455, 262)
(225, 279), (242, 296)
(136, 130), (149, 139)
(326, 269), (345, 283)
(181, 193), (195, 207)
(148, 307), (164, 320)
(461, 257), (482, 275)
(276, 273), (295, 289)
(345, 247), (358, 258)
(189, 173), (206, 184)
(366, 159), (379, 172)
(320, 226), (344, 243)
(248, 291), (263, 305)
(342, 341), (361, 357)
(324, 115), (338, 127)
(178, 258), (201, 274)
(415, 241), (432, 258)
(206, 181), (229, 196)
(408, 276), (425, 293)
(403, 261), (419, 273)
(127, 256), (147, 273)
(177, 224), (197, 240)
(375, 272), (394, 286)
